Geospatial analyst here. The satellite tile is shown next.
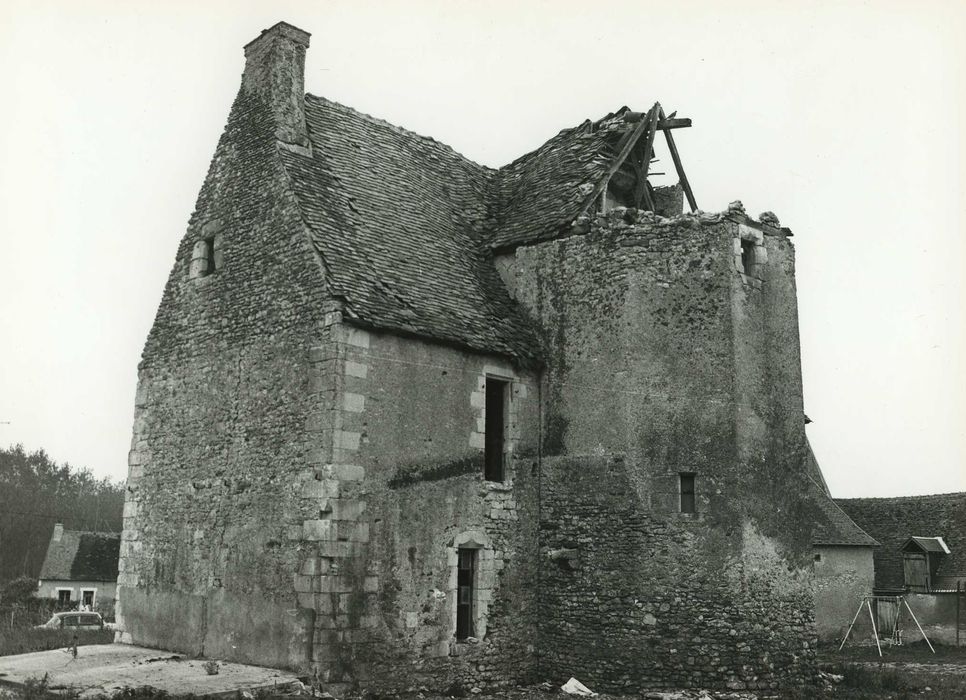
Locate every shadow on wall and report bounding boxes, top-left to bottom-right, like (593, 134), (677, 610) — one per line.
(118, 587), (314, 669)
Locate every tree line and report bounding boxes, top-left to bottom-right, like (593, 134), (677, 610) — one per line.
(0, 444), (124, 582)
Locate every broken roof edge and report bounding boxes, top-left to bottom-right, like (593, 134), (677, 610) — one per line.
(490, 205), (791, 255)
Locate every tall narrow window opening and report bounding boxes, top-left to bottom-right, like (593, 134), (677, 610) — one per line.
(740, 239), (755, 276)
(57, 589), (72, 606)
(679, 472), (696, 513)
(203, 237), (216, 275)
(484, 378), (508, 482)
(456, 548), (476, 639)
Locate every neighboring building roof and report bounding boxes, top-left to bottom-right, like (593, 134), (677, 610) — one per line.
(836, 492), (966, 591)
(809, 481), (879, 547)
(804, 437), (831, 497)
(39, 529), (120, 582)
(803, 440), (878, 547)
(904, 536), (951, 554)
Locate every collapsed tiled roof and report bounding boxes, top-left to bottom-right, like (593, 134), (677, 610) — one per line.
(39, 530), (120, 582)
(278, 99), (674, 361)
(837, 493), (966, 591)
(489, 113), (623, 251)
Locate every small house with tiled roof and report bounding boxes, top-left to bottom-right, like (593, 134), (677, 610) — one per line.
(37, 523), (119, 612)
(803, 444), (879, 641)
(118, 21), (853, 693)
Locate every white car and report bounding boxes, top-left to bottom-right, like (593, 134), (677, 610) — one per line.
(36, 611), (107, 631)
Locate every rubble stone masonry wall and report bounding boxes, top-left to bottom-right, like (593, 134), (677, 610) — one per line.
(119, 75), (543, 686)
(303, 326), (541, 689)
(507, 210), (821, 691)
(117, 86), (332, 668)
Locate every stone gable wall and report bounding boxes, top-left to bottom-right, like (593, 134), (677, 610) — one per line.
(116, 87), (331, 668)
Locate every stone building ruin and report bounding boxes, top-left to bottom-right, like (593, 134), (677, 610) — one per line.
(117, 21), (858, 693)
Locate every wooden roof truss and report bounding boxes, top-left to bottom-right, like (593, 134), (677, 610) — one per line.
(589, 101), (698, 216)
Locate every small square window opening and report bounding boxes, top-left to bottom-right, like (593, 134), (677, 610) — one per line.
(679, 473), (696, 514)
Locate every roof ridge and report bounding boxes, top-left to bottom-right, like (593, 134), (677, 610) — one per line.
(836, 492), (966, 502)
(304, 93), (495, 173)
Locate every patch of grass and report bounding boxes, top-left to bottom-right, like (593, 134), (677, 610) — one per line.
(820, 640), (966, 665)
(785, 662), (966, 699)
(840, 664), (912, 692)
(0, 627), (113, 656)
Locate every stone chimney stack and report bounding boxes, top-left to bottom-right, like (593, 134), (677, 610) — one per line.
(242, 22), (311, 148)
(53, 523), (64, 542)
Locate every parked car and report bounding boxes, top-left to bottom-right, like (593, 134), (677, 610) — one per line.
(36, 611), (107, 631)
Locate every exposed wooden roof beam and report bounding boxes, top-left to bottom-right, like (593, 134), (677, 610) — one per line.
(658, 105), (698, 212)
(624, 111), (691, 130)
(635, 105), (660, 211)
(580, 105), (655, 217)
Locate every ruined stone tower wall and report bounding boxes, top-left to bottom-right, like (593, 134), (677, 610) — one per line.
(504, 210), (820, 692)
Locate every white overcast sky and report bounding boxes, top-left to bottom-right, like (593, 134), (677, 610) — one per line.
(1, 0), (963, 497)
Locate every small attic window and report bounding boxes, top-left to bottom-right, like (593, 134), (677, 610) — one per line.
(190, 234), (223, 279)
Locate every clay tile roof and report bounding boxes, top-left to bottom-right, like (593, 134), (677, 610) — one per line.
(810, 483), (879, 547)
(39, 530), (120, 582)
(803, 439), (878, 547)
(836, 493), (966, 591)
(282, 95), (539, 361)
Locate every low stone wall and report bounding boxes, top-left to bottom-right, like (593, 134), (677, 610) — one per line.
(901, 593), (962, 646)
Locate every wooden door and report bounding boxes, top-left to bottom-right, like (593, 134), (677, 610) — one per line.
(903, 553), (929, 592)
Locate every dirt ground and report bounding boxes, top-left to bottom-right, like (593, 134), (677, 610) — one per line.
(0, 644), (298, 698)
(0, 641), (964, 699)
